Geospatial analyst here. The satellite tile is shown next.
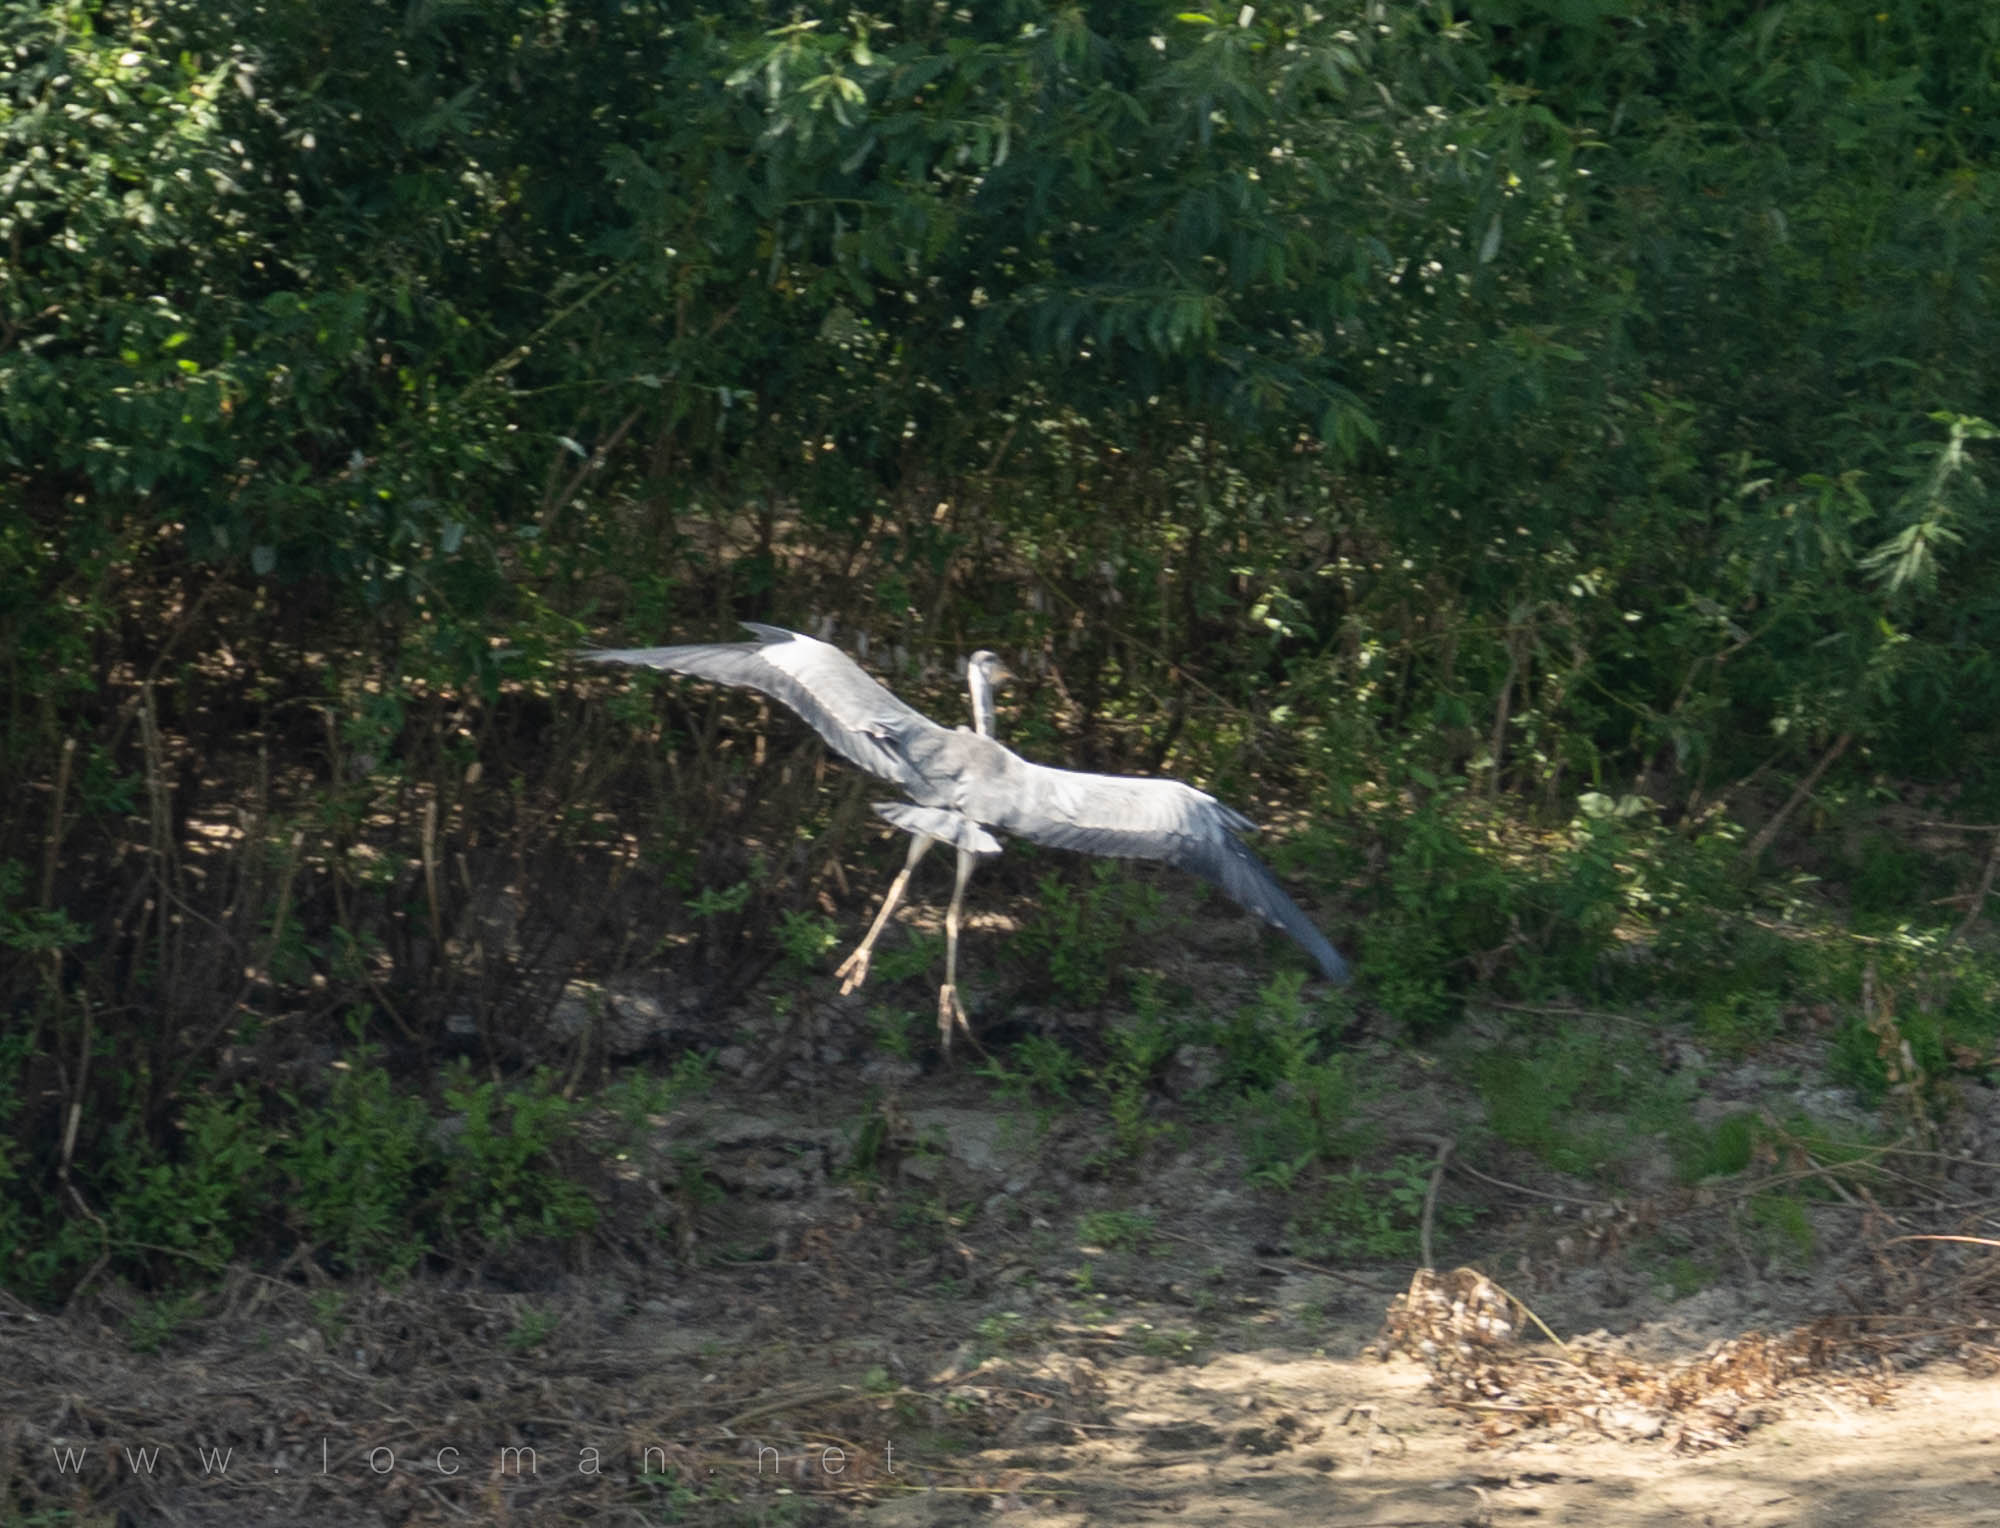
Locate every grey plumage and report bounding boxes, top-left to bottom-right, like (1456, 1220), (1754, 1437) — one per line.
(580, 624), (1350, 1041)
(873, 802), (1002, 857)
(584, 622), (924, 786)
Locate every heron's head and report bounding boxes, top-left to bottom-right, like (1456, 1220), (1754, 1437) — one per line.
(964, 650), (1014, 738)
(967, 650), (1014, 690)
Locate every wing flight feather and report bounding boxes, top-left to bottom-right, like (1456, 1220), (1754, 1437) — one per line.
(992, 765), (1351, 983)
(577, 625), (937, 789)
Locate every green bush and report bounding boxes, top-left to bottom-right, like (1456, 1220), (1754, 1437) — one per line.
(3, 1027), (635, 1298)
(1362, 789), (1645, 1032)
(1018, 863), (1164, 1008)
(282, 1064), (434, 1277)
(1473, 1025), (1696, 1182)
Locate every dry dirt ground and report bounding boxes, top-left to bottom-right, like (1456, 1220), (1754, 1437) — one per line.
(6, 989), (2000, 1526)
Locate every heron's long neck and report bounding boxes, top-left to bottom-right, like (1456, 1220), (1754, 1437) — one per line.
(966, 668), (997, 738)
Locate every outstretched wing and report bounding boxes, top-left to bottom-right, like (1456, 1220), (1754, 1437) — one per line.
(984, 763), (1351, 983)
(577, 624), (940, 791)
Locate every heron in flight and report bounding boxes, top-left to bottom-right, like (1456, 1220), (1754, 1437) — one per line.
(580, 624), (1349, 1049)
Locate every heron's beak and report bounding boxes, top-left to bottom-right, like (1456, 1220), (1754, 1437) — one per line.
(987, 659), (1016, 688)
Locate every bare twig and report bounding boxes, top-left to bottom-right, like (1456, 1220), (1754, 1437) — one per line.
(41, 736), (75, 905)
(1446, 1157), (1614, 1208)
(539, 405), (643, 535)
(716, 1385), (861, 1433)
(59, 988), (92, 1176)
(422, 796), (444, 952)
(1946, 826), (2000, 947)
(1420, 1135), (1455, 1270)
(1487, 615), (1526, 799)
(137, 681), (188, 1001)
(1881, 1234), (2000, 1251)
(1481, 999), (1653, 1029)
(1480, 1275), (1578, 1361)
(1743, 731), (1851, 865)
(258, 830), (305, 987)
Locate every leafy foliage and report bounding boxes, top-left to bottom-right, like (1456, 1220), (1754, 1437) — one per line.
(6, 0), (2000, 1299)
(1017, 862), (1165, 1007)
(0, 1024), (684, 1297)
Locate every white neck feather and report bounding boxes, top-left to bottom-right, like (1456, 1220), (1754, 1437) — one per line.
(966, 664), (997, 738)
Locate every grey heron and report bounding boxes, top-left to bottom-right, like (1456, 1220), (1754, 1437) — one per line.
(580, 624), (1350, 1050)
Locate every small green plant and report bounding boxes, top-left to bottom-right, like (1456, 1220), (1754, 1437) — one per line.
(973, 1310), (1026, 1358)
(1826, 940), (2000, 1106)
(1248, 1152), (1310, 1195)
(5, 1507), (79, 1528)
(1241, 1056), (1364, 1182)
(845, 1096), (906, 1182)
(635, 1461), (705, 1522)
(598, 1052), (713, 1144)
(1136, 1324), (1200, 1361)
(1209, 971), (1319, 1092)
(1289, 1154), (1457, 1261)
(669, 1145), (723, 1209)
(0, 859), (90, 957)
(126, 1291), (204, 1354)
(1847, 833), (1937, 925)
(74, 742), (139, 816)
(8, 1001), (629, 1298)
(1077, 1209), (1155, 1252)
(1011, 1033), (1084, 1100)
(1365, 799), (1509, 1033)
(438, 1065), (597, 1248)
(506, 1306), (561, 1352)
(1696, 990), (1786, 1054)
(282, 1053), (434, 1277)
(976, 1040), (1078, 1136)
(891, 1193), (960, 1257)
(866, 1004), (918, 1059)
(871, 930), (944, 985)
(1681, 1112), (1758, 1180)
(280, 1042), (600, 1278)
(1360, 792), (1645, 1033)
(1661, 1254), (1712, 1298)
(687, 879), (753, 919)
(1478, 1053), (1609, 1175)
(1095, 1012), (1178, 1162)
(1748, 1190), (1815, 1264)
(777, 907), (838, 974)
(309, 1289), (349, 1344)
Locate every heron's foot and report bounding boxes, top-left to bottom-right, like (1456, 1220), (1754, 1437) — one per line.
(835, 944), (873, 995)
(936, 983), (974, 1053)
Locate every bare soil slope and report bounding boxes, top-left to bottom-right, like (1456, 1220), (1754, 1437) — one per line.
(7, 1040), (1999, 1527)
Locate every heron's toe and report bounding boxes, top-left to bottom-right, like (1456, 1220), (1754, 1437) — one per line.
(936, 984), (973, 1052)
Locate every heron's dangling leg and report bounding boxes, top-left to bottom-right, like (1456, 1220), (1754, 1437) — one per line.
(837, 833), (935, 995)
(937, 846), (978, 1052)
